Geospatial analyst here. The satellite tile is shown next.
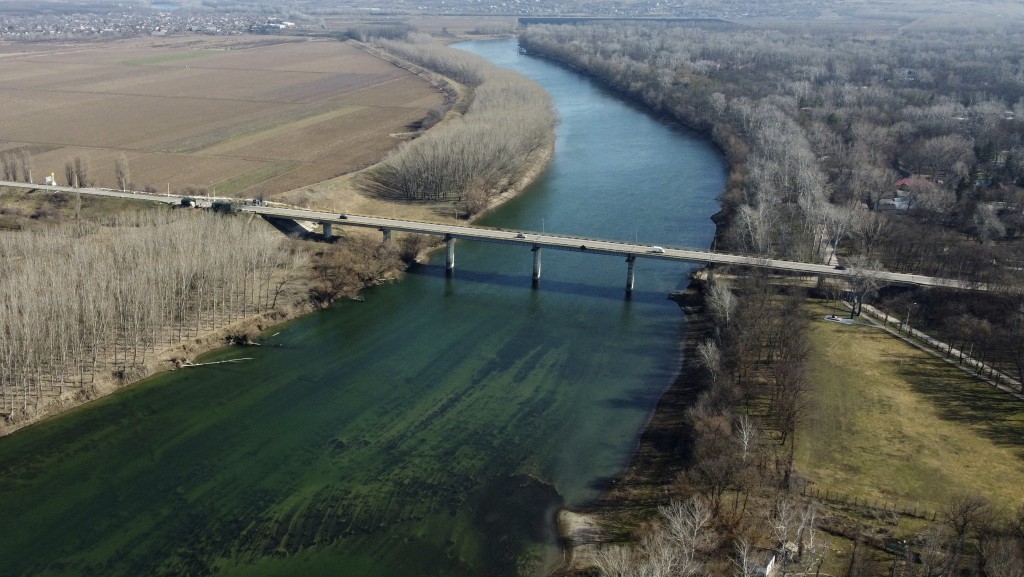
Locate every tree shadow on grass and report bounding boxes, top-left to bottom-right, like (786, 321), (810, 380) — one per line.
(897, 359), (1024, 458)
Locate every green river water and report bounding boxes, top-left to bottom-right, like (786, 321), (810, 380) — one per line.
(0, 39), (725, 576)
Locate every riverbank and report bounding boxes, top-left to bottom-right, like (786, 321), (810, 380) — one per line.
(0, 40), (555, 438)
(1, 35), (731, 577)
(0, 151), (554, 441)
(0, 306), (311, 436)
(551, 281), (713, 574)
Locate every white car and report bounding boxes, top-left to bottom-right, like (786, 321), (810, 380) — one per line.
(649, 246), (665, 253)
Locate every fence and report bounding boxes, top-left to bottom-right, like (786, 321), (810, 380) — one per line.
(858, 303), (1023, 399)
(799, 485), (938, 521)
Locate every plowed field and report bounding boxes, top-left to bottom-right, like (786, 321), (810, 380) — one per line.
(0, 36), (442, 198)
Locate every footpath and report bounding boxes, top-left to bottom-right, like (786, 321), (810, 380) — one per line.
(857, 303), (1024, 402)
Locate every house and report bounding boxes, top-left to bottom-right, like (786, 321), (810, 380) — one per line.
(875, 177), (939, 211)
(877, 196), (911, 211)
(894, 177), (935, 194)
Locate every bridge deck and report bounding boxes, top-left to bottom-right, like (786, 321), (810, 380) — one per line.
(0, 180), (977, 290)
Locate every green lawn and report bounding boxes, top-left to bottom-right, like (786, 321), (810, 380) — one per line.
(796, 301), (1024, 512)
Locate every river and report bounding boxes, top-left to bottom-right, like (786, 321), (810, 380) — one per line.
(0, 39), (725, 576)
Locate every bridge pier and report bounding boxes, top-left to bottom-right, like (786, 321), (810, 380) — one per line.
(445, 235), (455, 274)
(625, 255), (636, 294)
(532, 246), (542, 284)
(381, 228), (392, 247)
(322, 222), (333, 240)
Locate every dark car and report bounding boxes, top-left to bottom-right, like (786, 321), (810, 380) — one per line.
(211, 200), (240, 213)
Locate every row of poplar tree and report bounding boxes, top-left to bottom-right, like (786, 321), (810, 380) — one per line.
(0, 210), (299, 419)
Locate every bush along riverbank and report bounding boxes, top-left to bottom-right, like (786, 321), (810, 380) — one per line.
(553, 269), (823, 575)
(361, 35), (556, 219)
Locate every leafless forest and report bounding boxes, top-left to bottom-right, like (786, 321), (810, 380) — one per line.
(583, 275), (1024, 577)
(0, 211), (307, 422)
(359, 36), (556, 216)
(0, 198), (423, 430)
(519, 19), (1024, 577)
(519, 20), (1024, 391)
(520, 22), (1024, 273)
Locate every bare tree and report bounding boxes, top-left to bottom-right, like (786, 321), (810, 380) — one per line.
(848, 207), (893, 258)
(593, 544), (636, 577)
(686, 406), (742, 516)
(942, 493), (993, 576)
(0, 211), (325, 421)
(919, 525), (954, 577)
(846, 164), (897, 209)
(115, 154), (130, 192)
(1, 151), (19, 181)
(660, 495), (715, 563)
(736, 414), (757, 463)
(796, 502), (825, 571)
(730, 538), (758, 577)
(64, 160), (77, 187)
(706, 279), (736, 328)
(19, 150), (32, 183)
(902, 134), (975, 180)
(696, 339), (722, 384)
(772, 498), (799, 574)
(846, 254), (883, 317)
(73, 156), (89, 188)
(982, 536), (1024, 577)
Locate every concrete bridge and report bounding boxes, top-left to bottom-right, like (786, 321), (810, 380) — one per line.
(0, 180), (980, 293)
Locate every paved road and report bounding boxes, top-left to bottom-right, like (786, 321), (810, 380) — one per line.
(0, 180), (982, 290)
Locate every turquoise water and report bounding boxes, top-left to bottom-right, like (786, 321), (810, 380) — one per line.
(0, 39), (725, 576)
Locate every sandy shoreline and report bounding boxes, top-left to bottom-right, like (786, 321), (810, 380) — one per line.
(550, 283), (710, 575)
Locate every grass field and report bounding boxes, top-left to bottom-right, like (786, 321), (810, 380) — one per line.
(0, 36), (442, 199)
(795, 300), (1024, 512)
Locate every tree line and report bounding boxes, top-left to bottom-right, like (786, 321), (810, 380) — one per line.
(517, 20), (1024, 576)
(1, 149), (32, 183)
(518, 19), (1024, 414)
(0, 195), (422, 430)
(0, 210), (304, 422)
(0, 147), (133, 192)
(519, 22), (1024, 279)
(358, 36), (556, 216)
(585, 277), (1024, 577)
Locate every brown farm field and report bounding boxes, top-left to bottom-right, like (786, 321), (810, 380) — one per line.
(0, 36), (443, 198)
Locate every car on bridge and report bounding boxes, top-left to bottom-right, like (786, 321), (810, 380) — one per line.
(211, 200), (240, 214)
(649, 246), (665, 253)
